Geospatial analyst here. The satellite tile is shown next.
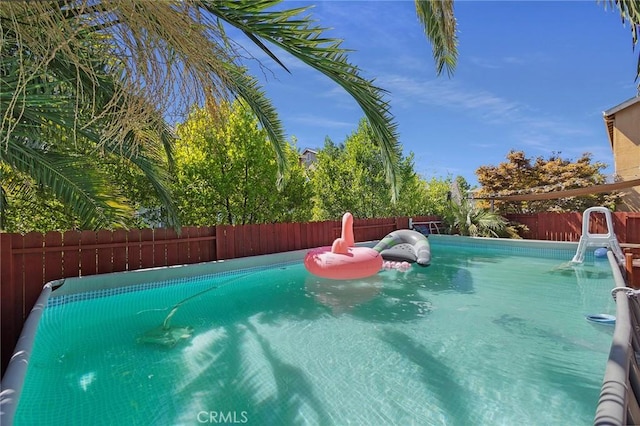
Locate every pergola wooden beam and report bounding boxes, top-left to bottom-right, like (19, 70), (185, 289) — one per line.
(474, 178), (640, 202)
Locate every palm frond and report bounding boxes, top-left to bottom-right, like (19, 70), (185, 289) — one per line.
(0, 140), (130, 229)
(599, 0), (640, 83)
(1, 14), (180, 229)
(414, 0), (458, 77)
(102, 129), (180, 230)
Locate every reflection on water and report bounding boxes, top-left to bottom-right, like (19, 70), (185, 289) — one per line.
(305, 275), (382, 314)
(394, 259), (475, 294)
(305, 273), (433, 322)
(548, 260), (612, 279)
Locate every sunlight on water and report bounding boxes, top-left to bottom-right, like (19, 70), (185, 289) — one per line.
(15, 244), (614, 425)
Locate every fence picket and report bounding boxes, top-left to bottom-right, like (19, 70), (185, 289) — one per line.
(246, 224), (258, 257)
(112, 229), (128, 271)
(80, 230), (97, 276)
(628, 215), (640, 243)
(293, 222), (302, 250)
(44, 231), (63, 284)
(21, 232), (45, 355)
(127, 230), (142, 271)
(62, 231), (81, 277)
(202, 227), (215, 262)
(154, 228), (168, 267)
(96, 230), (113, 274)
(10, 233), (25, 326)
(165, 228), (180, 265)
(177, 227), (192, 264)
(23, 233), (44, 313)
(140, 229), (155, 269)
(216, 225), (231, 260)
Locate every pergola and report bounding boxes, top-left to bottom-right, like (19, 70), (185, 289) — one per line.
(473, 178), (640, 202)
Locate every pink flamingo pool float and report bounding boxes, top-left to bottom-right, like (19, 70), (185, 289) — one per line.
(304, 212), (383, 280)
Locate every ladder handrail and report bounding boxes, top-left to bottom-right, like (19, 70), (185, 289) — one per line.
(572, 207), (624, 264)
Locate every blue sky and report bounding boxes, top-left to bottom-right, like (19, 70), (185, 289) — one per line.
(242, 1), (638, 186)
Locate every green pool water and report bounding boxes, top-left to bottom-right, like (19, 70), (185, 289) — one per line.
(14, 243), (615, 425)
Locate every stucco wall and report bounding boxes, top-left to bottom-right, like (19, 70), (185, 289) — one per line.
(612, 102), (640, 211)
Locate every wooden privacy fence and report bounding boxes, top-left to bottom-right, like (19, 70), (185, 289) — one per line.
(1, 216), (421, 375)
(505, 212), (640, 243)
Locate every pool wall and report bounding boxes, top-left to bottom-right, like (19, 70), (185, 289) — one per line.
(0, 281), (55, 425)
(0, 236), (586, 423)
(594, 252), (640, 425)
(51, 247), (310, 297)
(431, 234), (581, 259)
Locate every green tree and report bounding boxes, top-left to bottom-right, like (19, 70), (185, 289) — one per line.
(0, 164), (79, 233)
(391, 153), (431, 217)
(422, 176), (456, 219)
(475, 150), (620, 214)
(0, 142), (173, 232)
(173, 101), (312, 225)
(311, 122), (391, 220)
(310, 119), (444, 220)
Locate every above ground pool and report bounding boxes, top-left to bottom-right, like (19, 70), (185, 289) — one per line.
(3, 236), (615, 425)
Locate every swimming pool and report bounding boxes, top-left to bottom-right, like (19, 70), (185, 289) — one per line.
(4, 236), (615, 425)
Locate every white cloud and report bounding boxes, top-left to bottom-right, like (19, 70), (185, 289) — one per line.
(467, 53), (549, 70)
(468, 57), (502, 69)
(290, 113), (354, 129)
(380, 73), (610, 168)
(502, 56), (526, 65)
(381, 75), (522, 120)
(469, 142), (500, 149)
(382, 74), (594, 139)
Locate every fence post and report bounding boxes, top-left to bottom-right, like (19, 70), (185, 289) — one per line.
(396, 217), (408, 230)
(626, 252), (637, 289)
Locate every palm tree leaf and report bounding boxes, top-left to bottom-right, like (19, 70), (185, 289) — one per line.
(101, 129), (180, 230)
(1, 18), (181, 229)
(599, 0), (640, 82)
(414, 0), (458, 77)
(0, 140), (130, 229)
(240, 29), (291, 73)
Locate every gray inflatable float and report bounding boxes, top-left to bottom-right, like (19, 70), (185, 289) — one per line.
(373, 229), (431, 266)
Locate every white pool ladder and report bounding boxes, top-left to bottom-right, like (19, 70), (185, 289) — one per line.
(571, 206), (624, 264)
